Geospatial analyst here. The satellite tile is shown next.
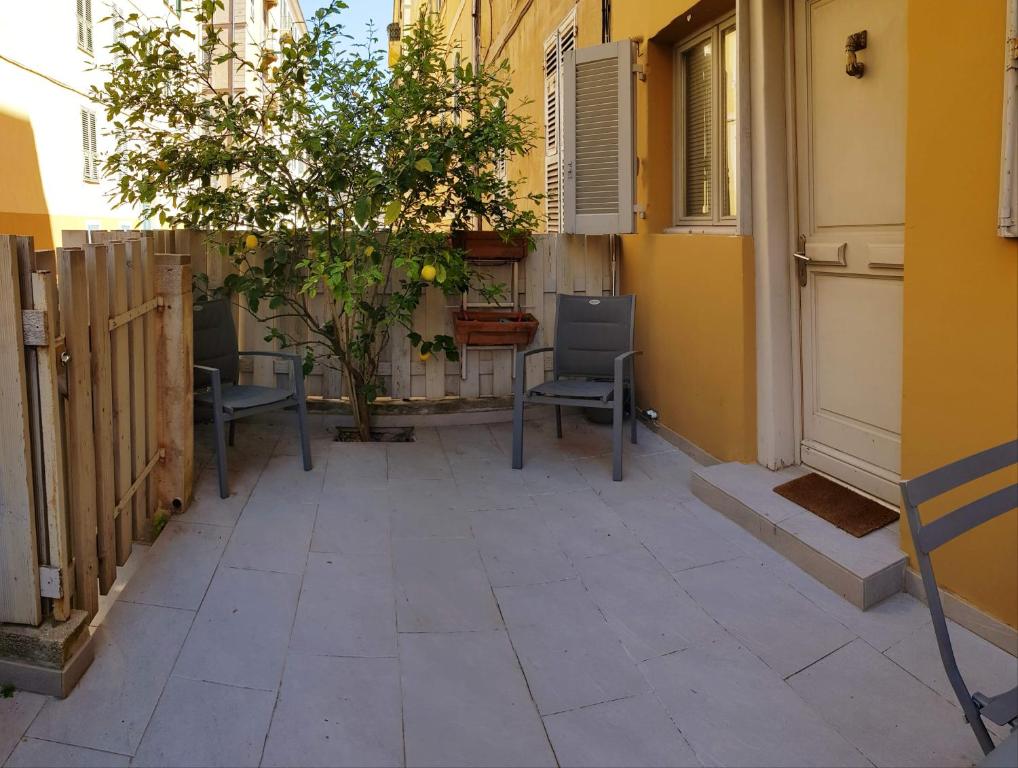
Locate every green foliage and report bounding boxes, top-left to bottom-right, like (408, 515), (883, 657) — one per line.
(1, 684), (15, 699)
(96, 0), (540, 436)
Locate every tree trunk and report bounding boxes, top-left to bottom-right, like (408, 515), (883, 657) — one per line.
(344, 363), (373, 441)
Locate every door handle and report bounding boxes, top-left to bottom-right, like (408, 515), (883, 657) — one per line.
(794, 235), (810, 287)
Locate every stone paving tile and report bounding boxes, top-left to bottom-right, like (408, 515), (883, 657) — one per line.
(643, 634), (870, 768)
(0, 691), (47, 765)
(495, 578), (648, 715)
(386, 440), (452, 482)
(770, 558), (934, 652)
(389, 480), (474, 539)
(607, 496), (746, 574)
(131, 676), (275, 767)
(249, 454), (326, 505)
(543, 693), (701, 768)
(118, 521), (228, 610)
(262, 653), (403, 768)
(323, 441), (389, 489)
(674, 557), (856, 678)
(472, 504), (575, 588)
(91, 544), (150, 628)
(173, 566), (300, 691)
(884, 618), (1018, 719)
(392, 536), (503, 633)
(532, 488), (641, 560)
(27, 602), (193, 756)
(401, 630), (555, 768)
(311, 487), (391, 556)
(221, 498), (317, 575)
(289, 551), (397, 659)
(788, 638), (983, 767)
(181, 453), (272, 528)
(575, 546), (723, 662)
(4, 739), (130, 768)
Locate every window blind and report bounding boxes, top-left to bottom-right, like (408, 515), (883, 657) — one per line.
(77, 0), (93, 53)
(81, 109), (98, 182)
(544, 11), (577, 233)
(683, 41), (712, 218)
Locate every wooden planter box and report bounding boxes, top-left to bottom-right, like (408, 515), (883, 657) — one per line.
(451, 231), (529, 262)
(452, 310), (539, 346)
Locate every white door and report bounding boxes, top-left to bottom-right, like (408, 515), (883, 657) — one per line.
(794, 0), (907, 504)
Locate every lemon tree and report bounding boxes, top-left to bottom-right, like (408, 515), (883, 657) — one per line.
(97, 0), (539, 439)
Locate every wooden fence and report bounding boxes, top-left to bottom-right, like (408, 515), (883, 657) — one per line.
(166, 230), (614, 399)
(0, 232), (192, 626)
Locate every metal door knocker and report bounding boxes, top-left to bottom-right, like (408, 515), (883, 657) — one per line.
(846, 30), (867, 78)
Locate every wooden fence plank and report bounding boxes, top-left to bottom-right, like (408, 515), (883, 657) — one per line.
(16, 237), (47, 571)
(125, 240), (148, 540)
(0, 236), (41, 625)
(155, 259), (194, 512)
(108, 242), (133, 566)
(424, 287), (445, 399)
(584, 235), (606, 297)
(141, 236), (159, 525)
(524, 236), (548, 386)
(85, 244), (117, 592)
(58, 247), (100, 618)
(31, 270), (72, 621)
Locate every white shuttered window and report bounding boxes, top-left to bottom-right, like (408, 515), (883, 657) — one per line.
(81, 109), (98, 182)
(562, 40), (636, 235)
(77, 0), (93, 53)
(543, 10), (576, 233)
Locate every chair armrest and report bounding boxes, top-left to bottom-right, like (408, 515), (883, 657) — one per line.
(237, 351), (306, 400)
(514, 347), (554, 396)
(193, 365), (223, 408)
(194, 364), (221, 383)
(613, 350), (642, 385)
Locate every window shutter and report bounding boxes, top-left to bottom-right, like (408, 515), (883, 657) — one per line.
(77, 0), (93, 52)
(682, 41), (713, 217)
(81, 109), (98, 181)
(562, 40), (635, 235)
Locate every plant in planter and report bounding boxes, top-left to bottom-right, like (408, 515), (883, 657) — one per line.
(96, 0), (540, 440)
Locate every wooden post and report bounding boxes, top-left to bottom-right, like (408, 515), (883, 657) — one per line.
(85, 244), (117, 592)
(0, 236), (41, 625)
(141, 236), (159, 524)
(32, 270), (73, 621)
(108, 242), (133, 566)
(125, 240), (148, 538)
(57, 247), (100, 619)
(155, 256), (194, 512)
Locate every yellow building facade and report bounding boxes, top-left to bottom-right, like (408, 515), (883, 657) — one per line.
(394, 0), (1018, 639)
(0, 0), (304, 249)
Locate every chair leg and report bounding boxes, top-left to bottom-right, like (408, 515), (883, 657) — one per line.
(612, 392), (624, 481)
(213, 411), (229, 499)
(555, 406), (563, 438)
(629, 380), (638, 445)
(228, 421), (236, 447)
(296, 399), (313, 472)
(512, 391), (525, 469)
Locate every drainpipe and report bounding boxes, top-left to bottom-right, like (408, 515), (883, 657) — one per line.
(472, 0), (481, 232)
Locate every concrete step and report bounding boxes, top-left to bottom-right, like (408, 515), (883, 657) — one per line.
(691, 462), (907, 610)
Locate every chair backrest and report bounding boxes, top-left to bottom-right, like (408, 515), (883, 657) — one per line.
(899, 440), (1017, 754)
(193, 298), (240, 387)
(553, 294), (635, 379)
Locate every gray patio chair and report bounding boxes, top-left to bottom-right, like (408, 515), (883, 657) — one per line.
(900, 440), (1018, 759)
(193, 298), (312, 498)
(512, 294), (639, 481)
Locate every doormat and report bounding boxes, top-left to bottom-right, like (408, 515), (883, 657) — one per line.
(334, 426), (415, 443)
(773, 473), (899, 538)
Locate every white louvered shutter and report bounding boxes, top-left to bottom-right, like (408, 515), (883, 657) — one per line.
(77, 0), (93, 52)
(544, 35), (561, 232)
(562, 41), (635, 235)
(81, 109), (98, 181)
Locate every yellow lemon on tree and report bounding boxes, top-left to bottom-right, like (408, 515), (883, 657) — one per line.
(245, 234), (259, 250)
(420, 264), (437, 282)
(419, 351), (431, 362)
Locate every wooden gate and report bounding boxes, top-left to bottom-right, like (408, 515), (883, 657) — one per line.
(0, 232), (192, 626)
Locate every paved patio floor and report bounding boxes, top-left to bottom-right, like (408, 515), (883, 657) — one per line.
(2, 412), (1016, 767)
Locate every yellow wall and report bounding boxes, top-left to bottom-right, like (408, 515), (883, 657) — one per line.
(901, 0), (1018, 629)
(418, 0), (757, 461)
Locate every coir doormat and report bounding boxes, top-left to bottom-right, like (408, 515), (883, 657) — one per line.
(773, 473), (899, 538)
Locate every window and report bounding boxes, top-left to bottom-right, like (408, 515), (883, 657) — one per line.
(674, 16), (737, 227)
(76, 0), (93, 53)
(543, 9), (577, 233)
(81, 108), (98, 182)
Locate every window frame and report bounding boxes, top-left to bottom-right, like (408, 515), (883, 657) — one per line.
(671, 13), (737, 232)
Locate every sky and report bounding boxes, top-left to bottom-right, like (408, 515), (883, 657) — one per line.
(299, 0), (393, 57)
